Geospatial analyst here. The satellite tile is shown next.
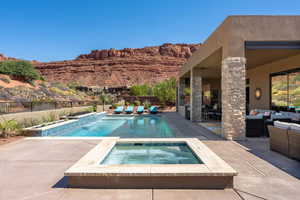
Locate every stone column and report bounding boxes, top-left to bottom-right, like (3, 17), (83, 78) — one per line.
(221, 57), (246, 140)
(177, 78), (185, 117)
(190, 68), (202, 122)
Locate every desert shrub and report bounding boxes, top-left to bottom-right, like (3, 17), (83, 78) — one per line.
(143, 100), (151, 109)
(83, 106), (94, 113)
(99, 93), (113, 111)
(0, 61), (41, 82)
(134, 100), (141, 106)
(0, 76), (11, 83)
(20, 118), (42, 128)
(129, 78), (176, 106)
(111, 103), (122, 109)
(184, 88), (190, 96)
(152, 77), (176, 106)
(67, 81), (81, 90)
(48, 112), (59, 121)
(130, 84), (152, 96)
(92, 105), (97, 112)
(0, 119), (21, 138)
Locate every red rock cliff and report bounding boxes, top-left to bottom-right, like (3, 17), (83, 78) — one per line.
(34, 43), (200, 87)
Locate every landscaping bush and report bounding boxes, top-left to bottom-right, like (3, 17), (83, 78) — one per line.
(134, 100), (141, 106)
(0, 61), (42, 82)
(184, 88), (191, 96)
(99, 93), (112, 111)
(152, 77), (176, 106)
(0, 119), (21, 138)
(143, 100), (151, 109)
(129, 77), (177, 106)
(130, 84), (153, 96)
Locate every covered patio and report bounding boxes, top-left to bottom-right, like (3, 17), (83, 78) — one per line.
(177, 16), (300, 140)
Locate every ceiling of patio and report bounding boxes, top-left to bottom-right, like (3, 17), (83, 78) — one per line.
(246, 49), (300, 69)
(193, 48), (222, 78)
(245, 41), (300, 69)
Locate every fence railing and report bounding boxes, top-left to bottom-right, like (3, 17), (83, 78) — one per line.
(121, 96), (161, 105)
(0, 101), (98, 115)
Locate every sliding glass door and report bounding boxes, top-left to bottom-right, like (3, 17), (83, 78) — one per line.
(271, 68), (300, 110)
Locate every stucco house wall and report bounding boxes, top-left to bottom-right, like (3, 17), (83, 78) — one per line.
(247, 54), (300, 111)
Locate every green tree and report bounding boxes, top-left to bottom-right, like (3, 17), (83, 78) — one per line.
(0, 61), (41, 82)
(153, 77), (177, 106)
(130, 84), (152, 96)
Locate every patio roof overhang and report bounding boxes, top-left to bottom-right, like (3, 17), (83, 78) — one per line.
(180, 15), (300, 77)
(245, 41), (300, 69)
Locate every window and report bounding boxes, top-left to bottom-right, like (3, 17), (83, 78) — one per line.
(271, 68), (300, 109)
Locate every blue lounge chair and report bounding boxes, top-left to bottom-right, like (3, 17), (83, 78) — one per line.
(136, 106), (144, 114)
(149, 106), (158, 114)
(114, 106), (124, 114)
(125, 106), (134, 114)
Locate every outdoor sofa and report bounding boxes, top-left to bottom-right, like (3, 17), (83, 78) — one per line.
(246, 109), (298, 137)
(267, 121), (300, 160)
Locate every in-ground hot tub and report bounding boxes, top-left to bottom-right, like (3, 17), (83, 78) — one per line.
(65, 138), (237, 189)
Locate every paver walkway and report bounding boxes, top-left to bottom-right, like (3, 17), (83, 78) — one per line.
(0, 112), (299, 200)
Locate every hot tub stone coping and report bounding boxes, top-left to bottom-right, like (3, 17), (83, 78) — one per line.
(65, 138), (238, 177)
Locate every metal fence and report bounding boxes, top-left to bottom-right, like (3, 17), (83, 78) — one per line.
(0, 101), (98, 115)
(121, 96), (161, 105)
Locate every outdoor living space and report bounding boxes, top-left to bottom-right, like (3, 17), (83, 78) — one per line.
(0, 112), (299, 200)
(177, 16), (300, 141)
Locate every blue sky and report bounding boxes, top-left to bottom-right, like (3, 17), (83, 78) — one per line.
(0, 0), (299, 61)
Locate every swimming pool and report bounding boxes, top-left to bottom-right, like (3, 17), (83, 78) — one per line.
(40, 114), (174, 137)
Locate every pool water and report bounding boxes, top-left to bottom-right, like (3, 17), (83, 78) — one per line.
(101, 143), (202, 164)
(43, 115), (174, 138)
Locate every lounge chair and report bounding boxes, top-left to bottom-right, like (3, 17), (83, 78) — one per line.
(136, 106), (144, 114)
(149, 106), (158, 114)
(125, 106), (134, 114)
(114, 106), (124, 114)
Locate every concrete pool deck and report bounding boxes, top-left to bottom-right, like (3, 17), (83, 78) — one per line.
(0, 112), (299, 200)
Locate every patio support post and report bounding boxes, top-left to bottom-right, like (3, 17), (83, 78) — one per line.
(190, 68), (202, 122)
(177, 77), (185, 117)
(221, 57), (246, 140)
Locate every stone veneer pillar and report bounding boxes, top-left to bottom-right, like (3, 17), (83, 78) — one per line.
(221, 57), (246, 140)
(190, 68), (202, 122)
(177, 78), (185, 117)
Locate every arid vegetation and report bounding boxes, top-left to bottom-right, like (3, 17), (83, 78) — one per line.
(129, 77), (177, 106)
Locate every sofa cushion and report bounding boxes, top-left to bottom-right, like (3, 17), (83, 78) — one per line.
(247, 113), (264, 119)
(250, 110), (258, 116)
(255, 109), (275, 114)
(271, 113), (291, 120)
(274, 121), (290, 130)
(290, 123), (300, 132)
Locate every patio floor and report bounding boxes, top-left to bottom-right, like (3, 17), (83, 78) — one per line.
(0, 112), (299, 200)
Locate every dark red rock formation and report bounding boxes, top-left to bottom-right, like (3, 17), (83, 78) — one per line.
(35, 43), (200, 87)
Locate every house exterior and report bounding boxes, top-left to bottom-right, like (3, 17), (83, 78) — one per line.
(177, 15), (300, 140)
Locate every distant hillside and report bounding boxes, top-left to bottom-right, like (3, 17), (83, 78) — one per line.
(0, 74), (91, 102)
(34, 43), (200, 87)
